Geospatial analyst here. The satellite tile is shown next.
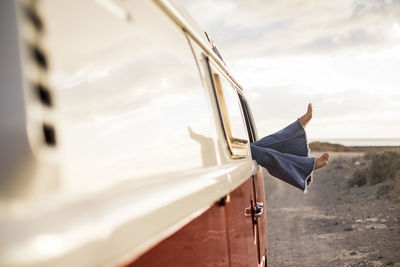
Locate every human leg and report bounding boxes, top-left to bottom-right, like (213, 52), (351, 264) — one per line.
(250, 144), (315, 191)
(250, 104), (331, 191)
(251, 103), (312, 157)
(252, 120), (309, 157)
(299, 103), (312, 128)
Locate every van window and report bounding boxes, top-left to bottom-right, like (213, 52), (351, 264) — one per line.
(212, 73), (248, 158)
(238, 94), (258, 143)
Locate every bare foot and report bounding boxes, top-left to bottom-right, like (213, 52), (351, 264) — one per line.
(315, 153), (330, 170)
(299, 103), (313, 127)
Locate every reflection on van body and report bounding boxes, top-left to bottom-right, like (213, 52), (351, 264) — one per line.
(188, 126), (217, 167)
(0, 0), (267, 266)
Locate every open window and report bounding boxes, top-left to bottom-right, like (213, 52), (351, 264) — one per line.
(212, 72), (249, 158)
(238, 94), (258, 143)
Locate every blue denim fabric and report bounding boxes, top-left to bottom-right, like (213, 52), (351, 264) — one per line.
(250, 120), (315, 191)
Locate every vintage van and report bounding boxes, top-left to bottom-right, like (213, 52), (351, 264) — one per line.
(0, 0), (267, 266)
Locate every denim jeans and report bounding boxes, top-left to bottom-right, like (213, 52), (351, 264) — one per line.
(250, 120), (315, 192)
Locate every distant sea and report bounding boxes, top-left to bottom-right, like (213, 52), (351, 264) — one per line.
(310, 138), (400, 147)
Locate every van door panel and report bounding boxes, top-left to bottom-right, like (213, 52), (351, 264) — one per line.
(128, 203), (229, 267)
(225, 177), (259, 267)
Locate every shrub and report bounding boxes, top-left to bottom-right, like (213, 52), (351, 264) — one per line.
(368, 151), (400, 184)
(310, 142), (353, 152)
(348, 151), (400, 187)
(363, 151), (376, 160)
(389, 170), (400, 197)
(348, 168), (368, 187)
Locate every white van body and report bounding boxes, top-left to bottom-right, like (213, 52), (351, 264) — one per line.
(0, 1), (266, 266)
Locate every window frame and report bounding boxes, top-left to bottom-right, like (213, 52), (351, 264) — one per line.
(237, 93), (258, 143)
(205, 58), (249, 159)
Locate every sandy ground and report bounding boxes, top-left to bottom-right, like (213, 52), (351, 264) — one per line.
(264, 152), (400, 267)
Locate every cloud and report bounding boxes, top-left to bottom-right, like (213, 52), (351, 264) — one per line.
(246, 84), (400, 138)
(180, 0), (400, 57)
(179, 0), (400, 139)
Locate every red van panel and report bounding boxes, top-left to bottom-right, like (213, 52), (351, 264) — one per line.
(126, 175), (264, 267)
(128, 202), (229, 267)
(225, 176), (259, 266)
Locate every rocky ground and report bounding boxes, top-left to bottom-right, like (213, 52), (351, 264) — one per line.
(264, 152), (400, 267)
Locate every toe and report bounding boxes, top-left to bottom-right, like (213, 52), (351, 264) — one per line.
(307, 103), (313, 114)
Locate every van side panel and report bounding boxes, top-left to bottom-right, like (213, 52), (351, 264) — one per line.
(0, 1), (268, 266)
(128, 203), (229, 267)
(0, 1), (230, 266)
(225, 176), (259, 266)
(35, 0), (219, 194)
(127, 175), (262, 267)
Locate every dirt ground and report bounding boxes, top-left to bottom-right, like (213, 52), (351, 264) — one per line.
(264, 152), (400, 267)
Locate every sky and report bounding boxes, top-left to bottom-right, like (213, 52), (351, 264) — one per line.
(179, 0), (400, 141)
